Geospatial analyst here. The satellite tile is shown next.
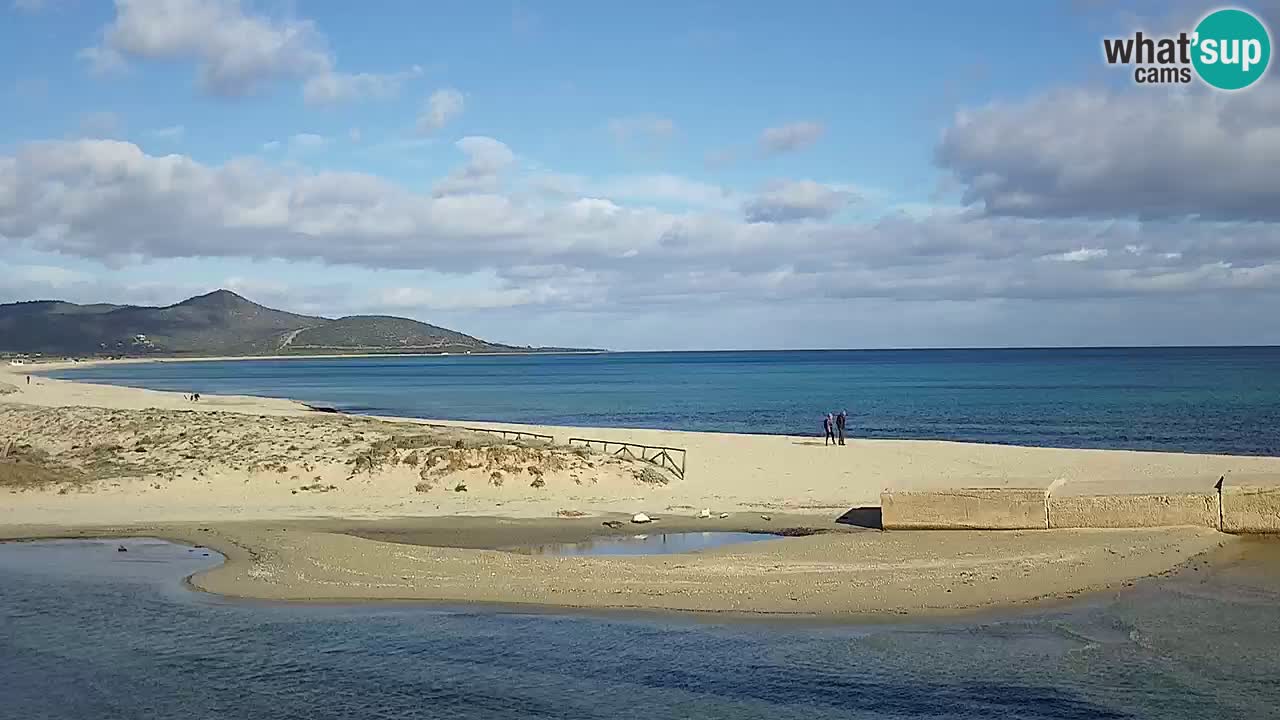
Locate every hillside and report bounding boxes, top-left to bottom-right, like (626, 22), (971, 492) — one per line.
(0, 290), (562, 357)
(286, 316), (486, 352)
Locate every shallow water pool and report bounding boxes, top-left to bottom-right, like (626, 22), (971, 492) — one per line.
(4, 538), (1280, 719)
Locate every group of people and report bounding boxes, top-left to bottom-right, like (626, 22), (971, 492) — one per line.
(822, 410), (848, 446)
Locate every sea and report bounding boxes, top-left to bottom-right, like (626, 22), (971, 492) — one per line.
(48, 347), (1280, 455)
(2, 538), (1279, 720)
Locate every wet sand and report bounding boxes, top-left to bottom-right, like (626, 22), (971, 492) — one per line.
(0, 518), (1232, 617)
(0, 359), (1270, 616)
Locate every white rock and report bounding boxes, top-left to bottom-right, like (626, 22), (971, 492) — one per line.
(718, 513), (730, 519)
(696, 508), (711, 519)
(631, 513), (652, 524)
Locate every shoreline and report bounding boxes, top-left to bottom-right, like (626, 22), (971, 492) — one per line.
(30, 354), (1280, 462)
(12, 349), (609, 373)
(4, 359), (1280, 617)
(0, 519), (1237, 620)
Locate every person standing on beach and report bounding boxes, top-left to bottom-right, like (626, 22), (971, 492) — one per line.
(823, 413), (835, 446)
(836, 409), (847, 446)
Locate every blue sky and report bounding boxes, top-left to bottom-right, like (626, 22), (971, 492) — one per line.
(2, 1), (1279, 349)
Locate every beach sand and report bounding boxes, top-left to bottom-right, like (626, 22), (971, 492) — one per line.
(0, 519), (1230, 617)
(2, 358), (1277, 616)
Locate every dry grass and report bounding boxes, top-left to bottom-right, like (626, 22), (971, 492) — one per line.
(636, 466), (671, 485)
(0, 443), (87, 490)
(0, 404), (672, 494)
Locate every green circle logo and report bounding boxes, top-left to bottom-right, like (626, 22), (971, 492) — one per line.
(1192, 9), (1271, 90)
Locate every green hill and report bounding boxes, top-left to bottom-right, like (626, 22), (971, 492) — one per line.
(0, 290), (573, 357)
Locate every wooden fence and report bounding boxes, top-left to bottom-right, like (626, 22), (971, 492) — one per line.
(417, 422), (555, 443)
(566, 437), (687, 481)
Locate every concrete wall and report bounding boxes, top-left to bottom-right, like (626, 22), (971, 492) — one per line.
(881, 489), (1046, 530)
(1049, 493), (1218, 529)
(1222, 487), (1280, 534)
(880, 483), (1280, 533)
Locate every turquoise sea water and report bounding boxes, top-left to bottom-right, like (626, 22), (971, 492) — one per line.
(2, 538), (1279, 719)
(49, 347), (1280, 455)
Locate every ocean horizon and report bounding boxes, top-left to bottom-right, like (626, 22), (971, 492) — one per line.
(49, 346), (1280, 457)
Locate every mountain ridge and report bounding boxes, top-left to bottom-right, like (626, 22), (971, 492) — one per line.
(0, 290), (582, 357)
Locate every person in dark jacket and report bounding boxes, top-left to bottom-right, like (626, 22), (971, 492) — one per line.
(836, 410), (847, 445)
(823, 413), (835, 446)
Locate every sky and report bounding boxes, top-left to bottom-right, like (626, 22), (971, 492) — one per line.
(1, 0), (1278, 350)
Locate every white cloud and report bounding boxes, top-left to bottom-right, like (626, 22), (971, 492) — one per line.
(1046, 248), (1109, 263)
(528, 172), (584, 198)
(1, 139), (1278, 325)
(80, 0), (417, 102)
(151, 125), (185, 140)
(82, 0), (331, 96)
(742, 180), (857, 223)
(937, 84), (1280, 221)
(596, 175), (735, 210)
(433, 136), (515, 196)
(416, 88), (465, 135)
(7, 264), (94, 289)
(528, 173), (735, 211)
(759, 121), (825, 154)
(289, 133), (328, 149)
(377, 285), (563, 311)
(302, 65), (423, 105)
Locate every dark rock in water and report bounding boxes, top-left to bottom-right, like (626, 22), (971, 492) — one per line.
(305, 404), (341, 414)
(116, 545), (127, 553)
(601, 520), (624, 529)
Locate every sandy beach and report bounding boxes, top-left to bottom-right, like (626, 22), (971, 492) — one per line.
(3, 358), (1278, 617)
(0, 519), (1229, 618)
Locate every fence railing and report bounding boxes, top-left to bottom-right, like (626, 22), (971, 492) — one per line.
(567, 437), (687, 480)
(417, 422), (555, 443)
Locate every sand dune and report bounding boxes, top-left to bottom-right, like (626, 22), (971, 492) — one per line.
(2, 359), (1276, 616)
(7, 361), (1279, 526)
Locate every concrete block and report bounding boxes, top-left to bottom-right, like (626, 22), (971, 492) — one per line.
(880, 488), (1046, 530)
(1222, 486), (1280, 534)
(1049, 493), (1218, 529)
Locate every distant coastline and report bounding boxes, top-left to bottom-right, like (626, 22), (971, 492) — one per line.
(13, 348), (609, 371)
(37, 346), (1280, 457)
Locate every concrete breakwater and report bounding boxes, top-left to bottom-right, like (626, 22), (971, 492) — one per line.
(882, 478), (1280, 533)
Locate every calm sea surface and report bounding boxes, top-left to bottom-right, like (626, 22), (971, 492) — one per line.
(2, 538), (1279, 719)
(49, 348), (1280, 455)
